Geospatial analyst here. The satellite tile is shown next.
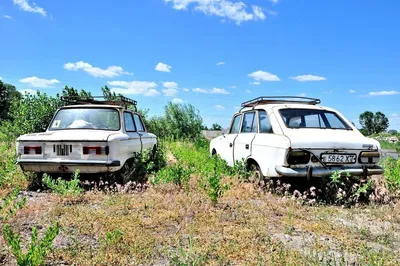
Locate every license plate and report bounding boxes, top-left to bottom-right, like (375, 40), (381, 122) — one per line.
(321, 154), (356, 164)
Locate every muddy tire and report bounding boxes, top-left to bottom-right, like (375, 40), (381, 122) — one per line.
(248, 163), (263, 182)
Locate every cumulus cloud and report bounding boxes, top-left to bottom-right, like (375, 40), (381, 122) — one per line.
(297, 93), (307, 97)
(108, 80), (160, 97)
(215, 104), (225, 110)
(193, 87), (230, 95)
(216, 62), (225, 66)
(230, 85), (236, 88)
(64, 61), (132, 78)
(368, 90), (399, 96)
(13, 0), (47, 16)
(162, 81), (179, 96)
(19, 76), (60, 88)
(248, 70), (280, 81)
(183, 88), (189, 92)
(249, 81), (260, 85)
(164, 0), (267, 24)
(172, 98), (184, 104)
(245, 89), (251, 93)
(349, 89), (356, 93)
(290, 74), (327, 82)
(155, 62), (172, 72)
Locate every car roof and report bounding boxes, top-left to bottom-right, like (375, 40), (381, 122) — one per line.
(59, 104), (125, 110)
(239, 103), (332, 113)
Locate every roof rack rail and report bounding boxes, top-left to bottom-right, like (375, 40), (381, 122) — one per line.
(61, 96), (137, 110)
(241, 96), (321, 107)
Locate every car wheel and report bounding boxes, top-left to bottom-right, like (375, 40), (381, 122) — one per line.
(248, 163), (263, 182)
(117, 159), (135, 185)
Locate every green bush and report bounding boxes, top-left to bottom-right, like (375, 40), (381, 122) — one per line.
(151, 164), (192, 192)
(0, 91), (61, 139)
(42, 170), (83, 197)
(3, 222), (60, 266)
(381, 157), (400, 194)
(0, 142), (26, 188)
(0, 188), (26, 222)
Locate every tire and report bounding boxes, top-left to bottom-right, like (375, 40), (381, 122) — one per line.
(117, 159), (135, 185)
(248, 163), (263, 182)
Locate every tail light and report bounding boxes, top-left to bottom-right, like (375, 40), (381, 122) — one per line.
(23, 146), (42, 155)
(83, 146), (109, 155)
(287, 150), (310, 164)
(359, 151), (380, 164)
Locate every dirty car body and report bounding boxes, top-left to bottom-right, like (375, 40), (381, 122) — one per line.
(210, 96), (383, 179)
(16, 97), (157, 175)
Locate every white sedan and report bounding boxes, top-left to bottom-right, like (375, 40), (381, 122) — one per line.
(16, 96), (157, 181)
(210, 96), (383, 179)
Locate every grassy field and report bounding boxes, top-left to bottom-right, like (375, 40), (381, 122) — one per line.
(1, 140), (400, 265)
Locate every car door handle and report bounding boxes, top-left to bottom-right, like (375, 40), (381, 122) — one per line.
(229, 143), (233, 148)
(245, 144), (249, 149)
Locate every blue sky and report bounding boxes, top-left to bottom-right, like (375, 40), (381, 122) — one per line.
(1, 0), (399, 129)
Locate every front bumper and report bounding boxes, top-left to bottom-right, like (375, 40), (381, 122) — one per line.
(17, 159), (121, 174)
(275, 165), (384, 178)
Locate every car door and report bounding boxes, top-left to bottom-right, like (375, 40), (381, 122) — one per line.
(233, 111), (257, 164)
(218, 114), (242, 166)
(123, 112), (142, 158)
(133, 113), (153, 151)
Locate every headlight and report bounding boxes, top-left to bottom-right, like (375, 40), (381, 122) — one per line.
(287, 150), (310, 164)
(359, 151), (380, 164)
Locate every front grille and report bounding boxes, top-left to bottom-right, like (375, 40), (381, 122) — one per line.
(54, 144), (72, 156)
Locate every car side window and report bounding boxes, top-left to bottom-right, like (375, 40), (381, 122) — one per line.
(259, 110), (273, 133)
(230, 114), (242, 134)
(241, 112), (257, 133)
(133, 114), (145, 132)
(124, 112), (136, 132)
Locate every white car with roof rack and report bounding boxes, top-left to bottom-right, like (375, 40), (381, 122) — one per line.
(16, 96), (157, 181)
(210, 96), (383, 179)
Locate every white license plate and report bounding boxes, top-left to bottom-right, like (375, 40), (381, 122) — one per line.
(321, 154), (356, 164)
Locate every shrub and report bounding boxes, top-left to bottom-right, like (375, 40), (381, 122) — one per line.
(2, 222), (60, 266)
(42, 170), (83, 197)
(381, 157), (400, 194)
(0, 142), (26, 188)
(151, 164), (192, 192)
(0, 188), (26, 222)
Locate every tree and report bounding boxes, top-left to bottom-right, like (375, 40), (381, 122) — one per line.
(0, 81), (21, 123)
(62, 86), (92, 99)
(101, 85), (118, 100)
(359, 111), (389, 135)
(210, 123), (222, 131)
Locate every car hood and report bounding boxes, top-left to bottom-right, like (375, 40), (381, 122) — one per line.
(284, 129), (380, 150)
(17, 130), (120, 142)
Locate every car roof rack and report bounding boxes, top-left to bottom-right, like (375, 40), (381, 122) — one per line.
(61, 96), (137, 110)
(241, 96), (321, 107)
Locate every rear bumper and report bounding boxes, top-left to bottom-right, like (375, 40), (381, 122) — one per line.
(17, 159), (121, 174)
(275, 165), (384, 178)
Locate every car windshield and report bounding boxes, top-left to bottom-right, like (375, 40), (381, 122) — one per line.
(49, 108), (120, 131)
(279, 108), (352, 130)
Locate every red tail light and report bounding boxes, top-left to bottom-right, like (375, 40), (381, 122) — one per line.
(83, 146), (108, 155)
(24, 146), (42, 155)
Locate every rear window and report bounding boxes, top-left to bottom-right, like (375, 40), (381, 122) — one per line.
(279, 108), (351, 130)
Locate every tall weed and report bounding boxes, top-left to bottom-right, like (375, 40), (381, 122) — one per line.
(381, 157), (400, 194)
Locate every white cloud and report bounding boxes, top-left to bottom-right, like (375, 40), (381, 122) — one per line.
(18, 89), (36, 95)
(183, 88), (189, 92)
(269, 0), (279, 4)
(392, 113), (399, 117)
(349, 89), (356, 93)
(368, 90), (400, 96)
(163, 81), (178, 89)
(297, 93), (307, 97)
(230, 85), (236, 89)
(248, 70), (280, 81)
(163, 88), (178, 96)
(249, 81), (260, 85)
(13, 0), (47, 16)
(64, 61), (132, 78)
(3, 15), (15, 20)
(215, 104), (225, 110)
(19, 76), (59, 88)
(155, 62), (172, 72)
(172, 98), (184, 104)
(192, 87), (230, 95)
(162, 81), (179, 96)
(164, 0), (266, 24)
(216, 62), (225, 66)
(0, 77), (2, 80)
(245, 89), (251, 93)
(290, 74), (327, 82)
(108, 80), (160, 97)
(234, 106), (240, 110)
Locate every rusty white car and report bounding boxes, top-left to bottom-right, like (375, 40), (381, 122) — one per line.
(210, 96), (383, 179)
(16, 96), (157, 182)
